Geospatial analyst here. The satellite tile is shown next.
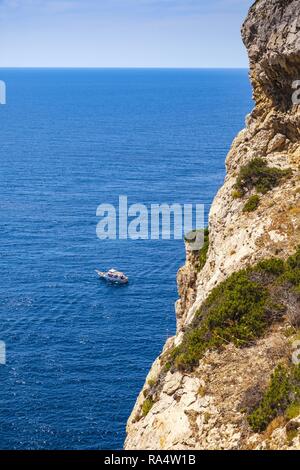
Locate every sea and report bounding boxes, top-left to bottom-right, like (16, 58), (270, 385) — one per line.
(0, 69), (252, 449)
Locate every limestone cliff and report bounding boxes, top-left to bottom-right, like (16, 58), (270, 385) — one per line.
(125, 0), (300, 450)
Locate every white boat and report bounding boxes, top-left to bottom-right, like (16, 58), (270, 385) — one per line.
(95, 268), (129, 285)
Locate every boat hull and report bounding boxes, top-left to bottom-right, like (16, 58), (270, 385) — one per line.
(95, 270), (128, 285)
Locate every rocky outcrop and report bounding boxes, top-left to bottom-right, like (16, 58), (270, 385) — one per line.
(125, 0), (300, 450)
(243, 0), (300, 116)
(176, 241), (200, 333)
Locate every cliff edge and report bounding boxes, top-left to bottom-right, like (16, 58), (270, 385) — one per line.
(125, 0), (300, 450)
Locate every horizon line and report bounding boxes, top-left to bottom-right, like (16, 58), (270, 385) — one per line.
(0, 66), (249, 70)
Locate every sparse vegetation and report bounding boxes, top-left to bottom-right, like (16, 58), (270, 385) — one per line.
(232, 189), (243, 199)
(198, 228), (209, 272)
(285, 403), (300, 420)
(284, 326), (296, 338)
(147, 378), (156, 387)
(286, 428), (299, 445)
(233, 158), (292, 211)
(142, 398), (154, 417)
(264, 416), (287, 439)
(197, 385), (206, 397)
(235, 158), (292, 196)
(257, 258), (286, 276)
(282, 248), (300, 296)
(164, 248), (300, 373)
(169, 270), (271, 371)
(243, 195), (260, 212)
(248, 363), (300, 433)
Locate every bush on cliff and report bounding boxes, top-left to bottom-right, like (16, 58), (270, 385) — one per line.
(169, 270), (271, 371)
(248, 363), (300, 432)
(283, 248), (300, 293)
(234, 158), (292, 196)
(257, 258), (286, 276)
(243, 195), (260, 212)
(198, 228), (209, 271)
(141, 398), (154, 417)
(165, 248), (300, 373)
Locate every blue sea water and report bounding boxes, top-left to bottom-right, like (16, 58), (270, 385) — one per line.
(0, 69), (252, 450)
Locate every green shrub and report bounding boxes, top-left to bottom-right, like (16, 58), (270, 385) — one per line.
(248, 364), (300, 433)
(257, 258), (286, 276)
(165, 248), (300, 373)
(147, 378), (156, 387)
(287, 248), (300, 271)
(283, 248), (300, 290)
(169, 270), (270, 371)
(248, 365), (292, 432)
(232, 189), (243, 199)
(235, 158), (292, 196)
(276, 248), (300, 301)
(286, 428), (299, 445)
(294, 285), (300, 297)
(285, 403), (300, 420)
(142, 398), (154, 417)
(243, 195), (260, 212)
(198, 228), (209, 272)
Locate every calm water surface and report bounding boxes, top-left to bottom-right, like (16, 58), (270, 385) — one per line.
(0, 69), (252, 449)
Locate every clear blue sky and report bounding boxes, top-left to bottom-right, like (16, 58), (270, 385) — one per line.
(0, 0), (254, 68)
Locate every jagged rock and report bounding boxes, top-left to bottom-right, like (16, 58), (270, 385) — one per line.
(267, 133), (287, 153)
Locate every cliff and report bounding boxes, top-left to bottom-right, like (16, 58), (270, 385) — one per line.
(125, 0), (300, 450)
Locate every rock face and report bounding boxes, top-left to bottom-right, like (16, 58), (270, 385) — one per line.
(125, 0), (300, 450)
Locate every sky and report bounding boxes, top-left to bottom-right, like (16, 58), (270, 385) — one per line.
(0, 0), (254, 68)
